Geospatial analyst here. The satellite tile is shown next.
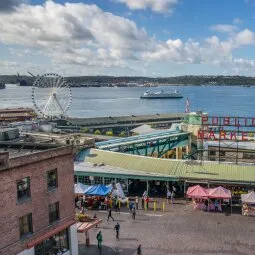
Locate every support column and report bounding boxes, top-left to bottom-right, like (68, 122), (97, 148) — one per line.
(185, 145), (190, 154)
(179, 146), (183, 159)
(146, 180), (149, 193)
(175, 147), (179, 159)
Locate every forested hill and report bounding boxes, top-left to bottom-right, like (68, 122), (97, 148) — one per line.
(1, 75), (255, 86)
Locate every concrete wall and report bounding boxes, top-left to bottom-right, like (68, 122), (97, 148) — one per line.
(69, 225), (78, 255)
(0, 148), (75, 255)
(16, 247), (34, 255)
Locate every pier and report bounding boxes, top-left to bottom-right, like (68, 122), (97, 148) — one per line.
(56, 113), (184, 134)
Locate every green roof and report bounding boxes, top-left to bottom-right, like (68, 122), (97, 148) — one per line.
(85, 149), (255, 183)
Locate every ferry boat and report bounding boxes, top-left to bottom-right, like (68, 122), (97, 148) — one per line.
(140, 89), (183, 99)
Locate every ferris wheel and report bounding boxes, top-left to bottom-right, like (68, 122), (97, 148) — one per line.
(32, 73), (72, 118)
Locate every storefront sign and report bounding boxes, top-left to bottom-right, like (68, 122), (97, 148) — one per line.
(198, 116), (255, 141)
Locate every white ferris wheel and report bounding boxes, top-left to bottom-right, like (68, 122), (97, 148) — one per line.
(32, 73), (72, 118)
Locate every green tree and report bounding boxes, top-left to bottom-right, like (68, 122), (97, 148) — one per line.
(119, 131), (126, 137)
(105, 130), (113, 136)
(94, 129), (101, 135)
(81, 127), (89, 133)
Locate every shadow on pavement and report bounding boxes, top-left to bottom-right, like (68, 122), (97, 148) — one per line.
(79, 244), (137, 255)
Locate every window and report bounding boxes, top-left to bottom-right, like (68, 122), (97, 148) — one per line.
(17, 177), (31, 202)
(47, 169), (58, 191)
(209, 150), (216, 156)
(35, 228), (69, 255)
(49, 202), (59, 224)
(243, 153), (255, 159)
(219, 151), (226, 157)
(94, 176), (103, 184)
(74, 175), (78, 184)
(104, 177), (115, 185)
(78, 175), (91, 185)
(19, 213), (33, 239)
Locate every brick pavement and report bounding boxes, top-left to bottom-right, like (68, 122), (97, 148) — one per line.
(78, 200), (255, 255)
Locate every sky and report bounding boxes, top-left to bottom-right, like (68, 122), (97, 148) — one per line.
(1, 0), (255, 77)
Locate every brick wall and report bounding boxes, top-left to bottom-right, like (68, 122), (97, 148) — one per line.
(0, 148), (75, 255)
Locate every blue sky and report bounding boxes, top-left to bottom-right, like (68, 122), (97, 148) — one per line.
(1, 0), (255, 76)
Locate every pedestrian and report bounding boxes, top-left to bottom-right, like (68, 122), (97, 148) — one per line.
(132, 207), (136, 220)
(214, 199), (219, 212)
(141, 197), (144, 210)
(135, 196), (139, 210)
(96, 231), (103, 249)
(93, 213), (98, 228)
(145, 196), (149, 209)
(137, 244), (142, 255)
(107, 208), (114, 221)
(167, 189), (171, 204)
(170, 190), (174, 205)
(114, 222), (120, 240)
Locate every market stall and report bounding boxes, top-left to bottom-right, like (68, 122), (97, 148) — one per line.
(207, 186), (231, 212)
(241, 191), (255, 216)
(83, 184), (112, 210)
(76, 214), (103, 246)
(186, 185), (208, 210)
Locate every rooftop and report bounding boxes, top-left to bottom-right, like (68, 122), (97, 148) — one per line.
(80, 149), (255, 183)
(0, 142), (63, 158)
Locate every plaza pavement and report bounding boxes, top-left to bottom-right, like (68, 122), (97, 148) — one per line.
(78, 199), (255, 255)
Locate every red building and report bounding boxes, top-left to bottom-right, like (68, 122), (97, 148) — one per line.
(0, 143), (78, 255)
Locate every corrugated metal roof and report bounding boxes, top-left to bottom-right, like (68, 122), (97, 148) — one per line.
(84, 149), (255, 183)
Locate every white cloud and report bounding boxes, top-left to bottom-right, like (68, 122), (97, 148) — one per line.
(234, 29), (255, 46)
(114, 0), (179, 13)
(233, 18), (242, 24)
(0, 1), (151, 68)
(0, 1), (255, 76)
(211, 24), (238, 33)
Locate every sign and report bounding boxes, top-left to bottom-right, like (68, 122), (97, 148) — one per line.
(198, 116), (255, 141)
(201, 116), (255, 127)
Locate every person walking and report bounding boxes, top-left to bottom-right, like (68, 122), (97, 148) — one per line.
(135, 196), (139, 210)
(137, 244), (142, 255)
(141, 196), (144, 210)
(167, 189), (171, 204)
(114, 222), (120, 240)
(96, 231), (103, 249)
(132, 207), (136, 220)
(170, 190), (174, 205)
(107, 208), (114, 221)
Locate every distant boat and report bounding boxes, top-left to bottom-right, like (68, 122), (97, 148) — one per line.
(140, 89), (183, 99)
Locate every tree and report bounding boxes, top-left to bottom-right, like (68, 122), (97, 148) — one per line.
(119, 131), (126, 137)
(94, 129), (101, 135)
(81, 127), (89, 133)
(105, 130), (113, 136)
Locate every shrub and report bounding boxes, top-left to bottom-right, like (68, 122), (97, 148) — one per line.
(119, 131), (126, 137)
(106, 131), (113, 136)
(81, 127), (89, 133)
(94, 129), (101, 135)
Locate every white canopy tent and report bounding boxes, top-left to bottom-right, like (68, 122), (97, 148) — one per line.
(241, 191), (255, 204)
(74, 183), (90, 194)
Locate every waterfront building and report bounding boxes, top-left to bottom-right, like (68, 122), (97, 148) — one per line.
(0, 143), (78, 255)
(74, 148), (255, 196)
(0, 108), (36, 122)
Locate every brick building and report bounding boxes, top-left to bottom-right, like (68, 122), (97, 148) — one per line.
(0, 143), (78, 255)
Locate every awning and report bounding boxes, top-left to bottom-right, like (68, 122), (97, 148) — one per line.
(76, 219), (103, 233)
(27, 219), (76, 248)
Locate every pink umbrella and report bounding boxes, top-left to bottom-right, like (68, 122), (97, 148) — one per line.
(186, 185), (208, 198)
(208, 186), (231, 199)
